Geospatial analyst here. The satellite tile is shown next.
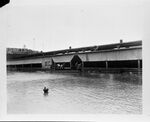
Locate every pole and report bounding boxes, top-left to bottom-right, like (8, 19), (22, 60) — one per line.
(82, 61), (84, 72)
(106, 61), (108, 69)
(70, 62), (72, 70)
(138, 60), (140, 69)
(106, 61), (108, 73)
(138, 60), (141, 73)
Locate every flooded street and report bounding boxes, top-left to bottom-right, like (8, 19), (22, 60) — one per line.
(7, 71), (142, 114)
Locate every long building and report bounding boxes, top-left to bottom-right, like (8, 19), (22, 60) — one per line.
(7, 40), (142, 73)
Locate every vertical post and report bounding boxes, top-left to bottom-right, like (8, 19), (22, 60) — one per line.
(106, 61), (108, 69)
(138, 60), (141, 73)
(138, 60), (140, 69)
(106, 61), (108, 73)
(70, 62), (72, 70)
(82, 61), (84, 72)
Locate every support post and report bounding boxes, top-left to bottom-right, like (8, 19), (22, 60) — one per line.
(70, 62), (72, 70)
(138, 60), (140, 69)
(106, 61), (108, 69)
(82, 61), (84, 72)
(106, 61), (108, 73)
(138, 60), (141, 73)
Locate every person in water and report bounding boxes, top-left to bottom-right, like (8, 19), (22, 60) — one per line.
(43, 86), (49, 93)
(43, 86), (46, 90)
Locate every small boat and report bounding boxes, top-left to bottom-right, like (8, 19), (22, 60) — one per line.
(43, 87), (49, 94)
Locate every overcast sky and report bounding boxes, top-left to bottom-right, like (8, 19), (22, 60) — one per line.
(2, 0), (145, 52)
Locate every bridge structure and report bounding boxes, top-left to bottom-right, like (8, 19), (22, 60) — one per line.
(7, 40), (142, 73)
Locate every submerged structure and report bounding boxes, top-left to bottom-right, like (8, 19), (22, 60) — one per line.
(7, 40), (142, 73)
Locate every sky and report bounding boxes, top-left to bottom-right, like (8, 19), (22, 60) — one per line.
(1, 0), (145, 52)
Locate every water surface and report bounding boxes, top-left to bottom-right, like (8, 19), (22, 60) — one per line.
(7, 71), (142, 114)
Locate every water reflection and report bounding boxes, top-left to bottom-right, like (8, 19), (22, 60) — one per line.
(7, 72), (142, 114)
(43, 92), (49, 96)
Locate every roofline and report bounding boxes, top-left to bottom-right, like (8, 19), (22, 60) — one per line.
(7, 40), (142, 60)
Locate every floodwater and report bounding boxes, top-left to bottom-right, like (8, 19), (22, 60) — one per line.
(7, 71), (142, 114)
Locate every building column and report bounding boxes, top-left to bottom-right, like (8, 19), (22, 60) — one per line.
(106, 61), (108, 69)
(82, 61), (84, 72)
(138, 60), (140, 69)
(70, 62), (72, 70)
(137, 60), (141, 74)
(106, 61), (108, 73)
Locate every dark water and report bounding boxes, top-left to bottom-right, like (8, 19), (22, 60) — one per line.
(7, 71), (142, 114)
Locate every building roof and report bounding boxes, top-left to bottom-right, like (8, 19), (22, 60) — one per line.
(7, 40), (142, 60)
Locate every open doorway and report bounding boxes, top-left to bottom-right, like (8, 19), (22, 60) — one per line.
(71, 55), (82, 70)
